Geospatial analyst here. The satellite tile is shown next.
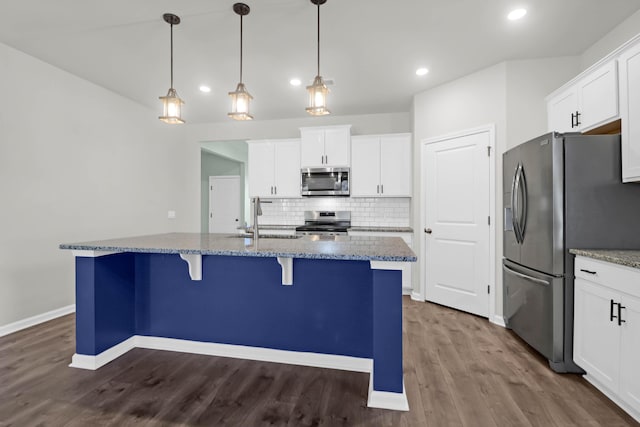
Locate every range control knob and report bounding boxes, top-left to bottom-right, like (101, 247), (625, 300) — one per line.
(424, 228), (432, 234)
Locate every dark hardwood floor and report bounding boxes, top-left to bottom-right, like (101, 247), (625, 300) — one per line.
(0, 297), (637, 426)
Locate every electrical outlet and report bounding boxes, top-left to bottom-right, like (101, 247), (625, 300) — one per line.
(168, 210), (176, 219)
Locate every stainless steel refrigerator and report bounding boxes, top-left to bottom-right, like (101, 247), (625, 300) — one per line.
(503, 132), (640, 373)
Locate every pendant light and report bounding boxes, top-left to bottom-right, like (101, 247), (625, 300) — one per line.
(158, 13), (185, 124)
(228, 3), (253, 121)
(306, 0), (330, 116)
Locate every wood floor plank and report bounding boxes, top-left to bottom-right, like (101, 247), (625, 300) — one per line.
(0, 298), (638, 426)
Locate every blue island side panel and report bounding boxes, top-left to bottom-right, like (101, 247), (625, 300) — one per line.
(76, 253), (136, 355)
(134, 254), (374, 359)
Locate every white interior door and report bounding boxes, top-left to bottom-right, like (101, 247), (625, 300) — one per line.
(209, 176), (241, 233)
(422, 129), (491, 317)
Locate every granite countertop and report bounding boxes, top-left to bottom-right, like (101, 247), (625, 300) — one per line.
(570, 249), (640, 270)
(348, 226), (414, 233)
(60, 232), (417, 262)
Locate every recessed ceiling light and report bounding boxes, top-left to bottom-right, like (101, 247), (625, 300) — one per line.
(290, 78), (302, 86)
(199, 85), (211, 93)
(416, 68), (429, 76)
(508, 8), (527, 20)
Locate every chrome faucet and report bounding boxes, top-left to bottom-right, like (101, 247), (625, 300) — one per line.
(251, 197), (271, 240)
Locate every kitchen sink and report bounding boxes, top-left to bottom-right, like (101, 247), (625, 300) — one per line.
(228, 234), (301, 239)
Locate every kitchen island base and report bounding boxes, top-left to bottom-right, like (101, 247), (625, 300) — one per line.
(68, 248), (410, 411)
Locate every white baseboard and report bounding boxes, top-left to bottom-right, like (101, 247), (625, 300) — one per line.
(410, 291), (424, 302)
(69, 336), (137, 370)
(136, 336), (373, 373)
(490, 315), (506, 327)
(70, 335), (409, 411)
(402, 287), (412, 296)
(0, 304), (75, 338)
(367, 375), (409, 411)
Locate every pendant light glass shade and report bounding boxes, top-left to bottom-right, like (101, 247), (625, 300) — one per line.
(306, 75), (330, 116)
(159, 88), (184, 124)
(228, 82), (253, 120)
(229, 3), (253, 121)
(307, 0), (330, 116)
(159, 13), (185, 124)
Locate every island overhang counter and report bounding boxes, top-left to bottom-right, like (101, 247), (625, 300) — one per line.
(60, 232), (417, 411)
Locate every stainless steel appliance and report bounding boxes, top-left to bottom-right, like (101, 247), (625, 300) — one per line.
(301, 167), (349, 196)
(295, 211), (351, 236)
(503, 132), (640, 373)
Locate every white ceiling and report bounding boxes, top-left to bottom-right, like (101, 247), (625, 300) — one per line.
(2, 0), (640, 123)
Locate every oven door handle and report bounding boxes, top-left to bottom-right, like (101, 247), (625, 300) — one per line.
(503, 264), (550, 286)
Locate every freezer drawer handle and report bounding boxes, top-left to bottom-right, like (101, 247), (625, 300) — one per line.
(610, 299), (618, 322)
(503, 265), (550, 286)
(579, 268), (597, 275)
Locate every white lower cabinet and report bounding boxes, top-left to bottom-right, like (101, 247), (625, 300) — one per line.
(574, 256), (640, 422)
(348, 230), (413, 294)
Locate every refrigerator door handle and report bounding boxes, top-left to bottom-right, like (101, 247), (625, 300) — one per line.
(503, 264), (550, 286)
(518, 165), (528, 241)
(511, 164), (522, 243)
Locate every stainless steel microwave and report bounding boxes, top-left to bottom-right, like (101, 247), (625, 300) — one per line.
(301, 167), (350, 196)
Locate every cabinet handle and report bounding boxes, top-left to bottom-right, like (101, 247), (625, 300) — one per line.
(580, 268), (597, 275)
(274, 186), (277, 195)
(618, 303), (626, 326)
(610, 299), (618, 322)
(270, 186), (274, 195)
(377, 184), (380, 194)
(571, 111), (582, 128)
(381, 184), (384, 194)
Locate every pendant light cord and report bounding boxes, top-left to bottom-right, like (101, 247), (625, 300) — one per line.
(240, 14), (244, 83)
(170, 23), (174, 89)
(316, 2), (320, 76)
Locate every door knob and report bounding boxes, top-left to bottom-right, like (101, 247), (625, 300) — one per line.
(424, 228), (432, 234)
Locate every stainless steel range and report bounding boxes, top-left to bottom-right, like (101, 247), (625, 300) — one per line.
(295, 211), (351, 236)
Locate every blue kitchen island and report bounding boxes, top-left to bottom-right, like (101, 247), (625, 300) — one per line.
(60, 232), (416, 411)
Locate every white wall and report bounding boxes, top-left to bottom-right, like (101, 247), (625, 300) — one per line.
(506, 57), (580, 147)
(412, 57), (579, 319)
(412, 62), (507, 318)
(0, 42), (194, 329)
(187, 112), (411, 142)
(581, 9), (640, 70)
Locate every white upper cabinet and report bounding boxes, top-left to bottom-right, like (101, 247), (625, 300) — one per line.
(547, 60), (619, 133)
(351, 136), (381, 196)
(351, 133), (412, 197)
(579, 61), (619, 130)
(300, 125), (351, 168)
(619, 41), (640, 182)
(248, 139), (301, 198)
(548, 87), (579, 133)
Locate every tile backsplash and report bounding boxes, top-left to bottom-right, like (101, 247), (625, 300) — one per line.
(258, 197), (411, 227)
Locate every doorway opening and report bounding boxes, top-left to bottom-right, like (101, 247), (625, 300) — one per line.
(200, 141), (249, 233)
